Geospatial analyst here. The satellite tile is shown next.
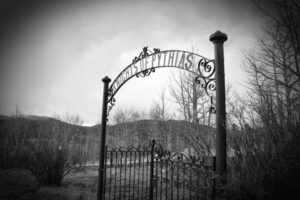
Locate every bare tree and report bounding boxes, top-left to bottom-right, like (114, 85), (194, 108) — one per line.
(253, 0), (300, 78)
(225, 1), (300, 198)
(110, 108), (148, 147)
(18, 113), (87, 185)
(169, 71), (211, 124)
(169, 67), (215, 156)
(248, 0), (300, 127)
(150, 88), (169, 121)
(149, 88), (172, 149)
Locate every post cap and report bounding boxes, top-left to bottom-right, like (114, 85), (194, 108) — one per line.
(209, 31), (228, 43)
(102, 76), (111, 83)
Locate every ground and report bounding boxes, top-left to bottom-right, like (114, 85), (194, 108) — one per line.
(0, 166), (99, 200)
(0, 165), (213, 200)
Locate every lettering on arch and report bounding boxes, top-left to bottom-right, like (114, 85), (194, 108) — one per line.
(106, 47), (215, 117)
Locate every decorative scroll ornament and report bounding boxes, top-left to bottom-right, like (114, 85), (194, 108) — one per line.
(107, 139), (213, 168)
(136, 68), (155, 78)
(134, 47), (159, 78)
(106, 89), (116, 121)
(195, 59), (216, 95)
(106, 47), (161, 120)
(132, 46), (160, 64)
(195, 59), (216, 113)
(148, 139), (210, 165)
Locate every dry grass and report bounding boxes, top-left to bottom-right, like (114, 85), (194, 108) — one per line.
(1, 165), (213, 200)
(0, 166), (99, 200)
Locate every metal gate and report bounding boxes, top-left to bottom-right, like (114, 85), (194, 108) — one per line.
(104, 140), (216, 200)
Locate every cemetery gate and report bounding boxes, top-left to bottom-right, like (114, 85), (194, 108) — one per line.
(98, 31), (228, 200)
(104, 139), (216, 200)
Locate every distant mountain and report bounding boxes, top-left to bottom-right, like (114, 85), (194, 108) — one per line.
(0, 114), (91, 140)
(0, 115), (215, 157)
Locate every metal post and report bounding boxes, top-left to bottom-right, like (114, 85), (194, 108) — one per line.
(97, 76), (111, 200)
(149, 139), (155, 200)
(209, 31), (227, 175)
(212, 156), (216, 199)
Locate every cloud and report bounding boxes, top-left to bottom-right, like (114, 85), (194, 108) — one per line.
(0, 0), (262, 124)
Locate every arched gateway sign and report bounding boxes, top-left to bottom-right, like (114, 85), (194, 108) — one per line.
(107, 48), (216, 117)
(97, 31), (228, 200)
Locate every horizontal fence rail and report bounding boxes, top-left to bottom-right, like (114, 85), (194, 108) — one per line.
(104, 140), (216, 200)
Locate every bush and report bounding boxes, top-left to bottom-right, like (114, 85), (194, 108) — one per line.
(17, 117), (87, 186)
(19, 139), (85, 185)
(225, 124), (300, 200)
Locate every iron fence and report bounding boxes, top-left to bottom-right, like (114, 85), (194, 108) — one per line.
(104, 140), (216, 200)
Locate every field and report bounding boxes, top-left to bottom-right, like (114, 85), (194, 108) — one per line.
(0, 166), (99, 200)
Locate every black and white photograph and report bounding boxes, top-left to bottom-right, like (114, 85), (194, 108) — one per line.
(0, 0), (299, 199)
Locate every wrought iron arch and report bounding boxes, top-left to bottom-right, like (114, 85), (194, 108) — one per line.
(106, 47), (216, 119)
(98, 31), (228, 200)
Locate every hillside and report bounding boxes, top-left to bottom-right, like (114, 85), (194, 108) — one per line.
(0, 115), (215, 167)
(0, 114), (91, 140)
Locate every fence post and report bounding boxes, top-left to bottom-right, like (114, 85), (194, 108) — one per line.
(97, 76), (111, 200)
(149, 139), (155, 200)
(212, 156), (216, 199)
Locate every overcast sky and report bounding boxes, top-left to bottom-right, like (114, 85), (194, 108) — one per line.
(0, 0), (263, 125)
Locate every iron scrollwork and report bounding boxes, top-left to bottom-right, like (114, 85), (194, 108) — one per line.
(132, 46), (160, 64)
(149, 139), (189, 161)
(195, 59), (216, 113)
(106, 47), (161, 121)
(195, 59), (216, 95)
(134, 47), (160, 78)
(136, 68), (155, 78)
(106, 89), (116, 121)
(106, 48), (216, 121)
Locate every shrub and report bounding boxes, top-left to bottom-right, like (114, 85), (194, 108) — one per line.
(18, 117), (87, 186)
